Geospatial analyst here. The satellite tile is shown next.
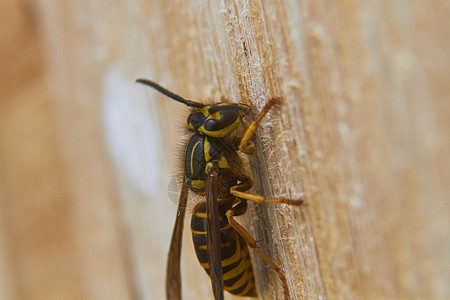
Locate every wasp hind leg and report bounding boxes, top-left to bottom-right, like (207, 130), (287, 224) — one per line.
(226, 200), (291, 300)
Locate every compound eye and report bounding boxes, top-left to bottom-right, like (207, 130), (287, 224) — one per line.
(187, 112), (206, 131)
(203, 109), (237, 132)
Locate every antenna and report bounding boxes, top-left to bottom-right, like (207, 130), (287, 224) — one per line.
(136, 78), (204, 108)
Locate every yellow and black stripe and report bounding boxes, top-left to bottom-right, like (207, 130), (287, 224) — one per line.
(191, 201), (257, 297)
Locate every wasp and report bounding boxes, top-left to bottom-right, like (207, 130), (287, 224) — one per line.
(136, 78), (304, 300)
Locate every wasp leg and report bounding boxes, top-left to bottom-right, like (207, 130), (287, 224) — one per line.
(238, 97), (278, 153)
(230, 185), (304, 206)
(239, 142), (257, 155)
(226, 200), (291, 300)
(231, 177), (304, 205)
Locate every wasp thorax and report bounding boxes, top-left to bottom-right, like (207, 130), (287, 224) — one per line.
(187, 102), (251, 138)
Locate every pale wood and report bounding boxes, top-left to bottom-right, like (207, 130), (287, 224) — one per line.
(0, 1), (134, 300)
(0, 0), (448, 299)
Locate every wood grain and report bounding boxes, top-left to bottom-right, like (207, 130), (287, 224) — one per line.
(0, 0), (448, 299)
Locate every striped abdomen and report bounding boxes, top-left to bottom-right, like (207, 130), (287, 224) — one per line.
(191, 201), (257, 297)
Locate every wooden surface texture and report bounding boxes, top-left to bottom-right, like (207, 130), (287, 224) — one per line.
(0, 0), (448, 299)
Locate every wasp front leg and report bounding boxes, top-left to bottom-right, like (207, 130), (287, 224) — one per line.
(238, 97), (279, 153)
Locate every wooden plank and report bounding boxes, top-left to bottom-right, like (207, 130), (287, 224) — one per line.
(0, 0), (447, 299)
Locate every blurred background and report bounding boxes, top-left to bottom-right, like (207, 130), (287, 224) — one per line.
(0, 1), (135, 299)
(0, 0), (449, 300)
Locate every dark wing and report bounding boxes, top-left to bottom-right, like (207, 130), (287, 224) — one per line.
(205, 170), (224, 300)
(166, 179), (189, 300)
